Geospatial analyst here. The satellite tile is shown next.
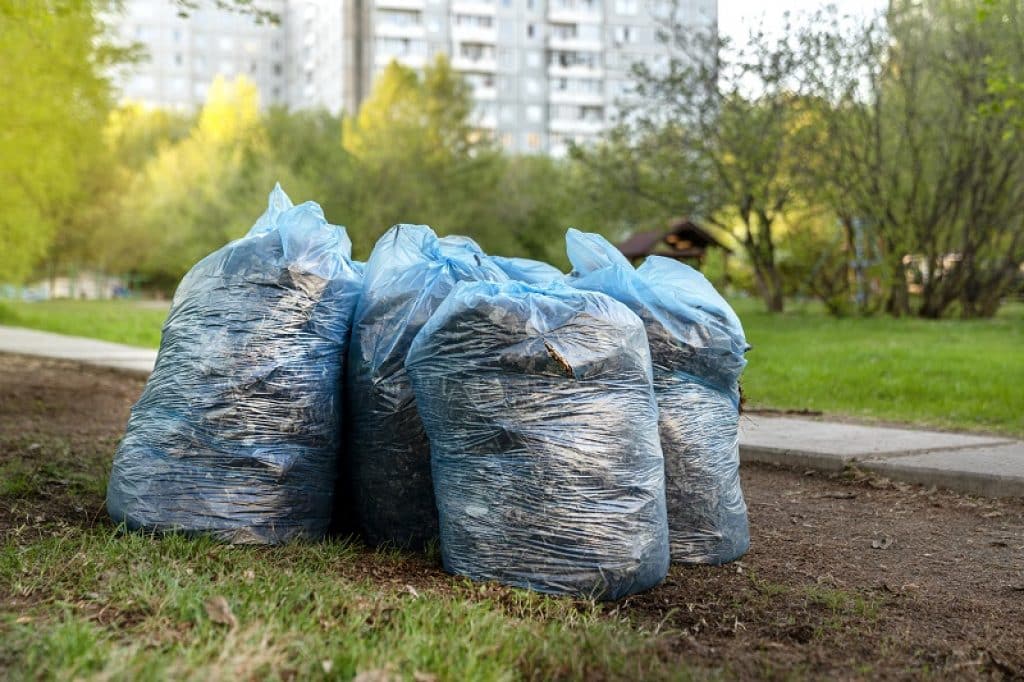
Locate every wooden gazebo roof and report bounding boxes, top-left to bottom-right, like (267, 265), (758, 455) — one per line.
(617, 218), (731, 261)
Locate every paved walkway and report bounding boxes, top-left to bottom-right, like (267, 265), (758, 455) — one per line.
(1, 324), (1021, 499)
(740, 416), (1023, 499)
(0, 325), (157, 375)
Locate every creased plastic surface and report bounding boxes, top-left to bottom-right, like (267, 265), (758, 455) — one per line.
(565, 229), (750, 565)
(406, 280), (670, 599)
(345, 225), (508, 549)
(490, 255), (563, 284)
(106, 185), (362, 544)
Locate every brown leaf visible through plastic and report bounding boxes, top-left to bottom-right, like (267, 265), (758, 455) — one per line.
(544, 341), (574, 377)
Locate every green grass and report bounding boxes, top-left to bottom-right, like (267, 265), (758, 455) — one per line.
(0, 438), (693, 680)
(0, 532), (687, 680)
(0, 300), (168, 349)
(1, 296), (1021, 436)
(733, 298), (1024, 437)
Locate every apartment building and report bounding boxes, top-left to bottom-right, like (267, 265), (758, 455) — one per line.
(111, 0), (289, 110)
(112, 0), (717, 155)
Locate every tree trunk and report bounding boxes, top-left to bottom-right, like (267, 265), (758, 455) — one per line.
(885, 256), (910, 317)
(751, 259), (785, 313)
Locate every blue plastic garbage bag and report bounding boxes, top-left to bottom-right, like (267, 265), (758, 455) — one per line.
(106, 185), (362, 544)
(346, 225), (508, 549)
(565, 228), (750, 565)
(490, 255), (563, 284)
(406, 280), (670, 599)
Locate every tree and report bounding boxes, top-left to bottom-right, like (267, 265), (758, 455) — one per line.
(0, 0), (123, 283)
(341, 56), (506, 258)
(799, 2), (1024, 318)
(112, 76), (294, 289)
(575, 13), (814, 312)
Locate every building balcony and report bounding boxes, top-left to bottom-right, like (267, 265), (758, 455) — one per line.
(549, 89), (604, 105)
(546, 35), (603, 52)
(547, 7), (603, 24)
(547, 63), (604, 79)
(374, 52), (427, 69)
(471, 85), (497, 100)
(450, 24), (497, 43)
(475, 113), (497, 129)
(451, 1), (497, 16)
(375, 0), (426, 9)
(548, 117), (605, 135)
(451, 55), (497, 72)
(375, 23), (426, 39)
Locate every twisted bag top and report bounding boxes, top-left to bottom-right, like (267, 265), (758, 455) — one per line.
(106, 185), (362, 544)
(566, 228), (747, 401)
(406, 280), (670, 600)
(345, 225), (508, 549)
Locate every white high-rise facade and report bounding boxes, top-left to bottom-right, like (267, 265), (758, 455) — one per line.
(113, 0), (717, 155)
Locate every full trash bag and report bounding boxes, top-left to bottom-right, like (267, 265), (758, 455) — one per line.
(406, 280), (670, 599)
(565, 228), (750, 565)
(490, 255), (563, 284)
(106, 185), (362, 544)
(345, 225), (508, 549)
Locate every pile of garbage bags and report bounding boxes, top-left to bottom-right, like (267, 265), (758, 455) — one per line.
(108, 185), (748, 599)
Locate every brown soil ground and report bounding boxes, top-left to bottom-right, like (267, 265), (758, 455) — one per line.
(1, 353), (1023, 679)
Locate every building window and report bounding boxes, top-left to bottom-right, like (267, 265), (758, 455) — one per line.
(379, 9), (423, 27)
(500, 133), (514, 150)
(526, 51), (541, 68)
(615, 0), (638, 15)
(273, 62), (283, 76)
(526, 23), (535, 38)
(174, 53), (183, 67)
(498, 48), (515, 69)
(454, 14), (493, 28)
(613, 26), (635, 44)
(525, 78), (540, 95)
(459, 43), (495, 61)
(526, 132), (542, 150)
(526, 105), (542, 122)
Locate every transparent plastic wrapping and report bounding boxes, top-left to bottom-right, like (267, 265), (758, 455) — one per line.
(490, 255), (563, 284)
(345, 225), (508, 549)
(106, 185), (362, 544)
(565, 229), (750, 565)
(406, 280), (670, 599)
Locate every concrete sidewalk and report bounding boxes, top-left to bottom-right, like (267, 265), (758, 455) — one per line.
(0, 325), (157, 375)
(739, 416), (1023, 499)
(1, 324), (1022, 499)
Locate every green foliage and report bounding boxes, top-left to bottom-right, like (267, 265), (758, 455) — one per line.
(0, 0), (121, 283)
(341, 57), (506, 258)
(111, 76), (296, 288)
